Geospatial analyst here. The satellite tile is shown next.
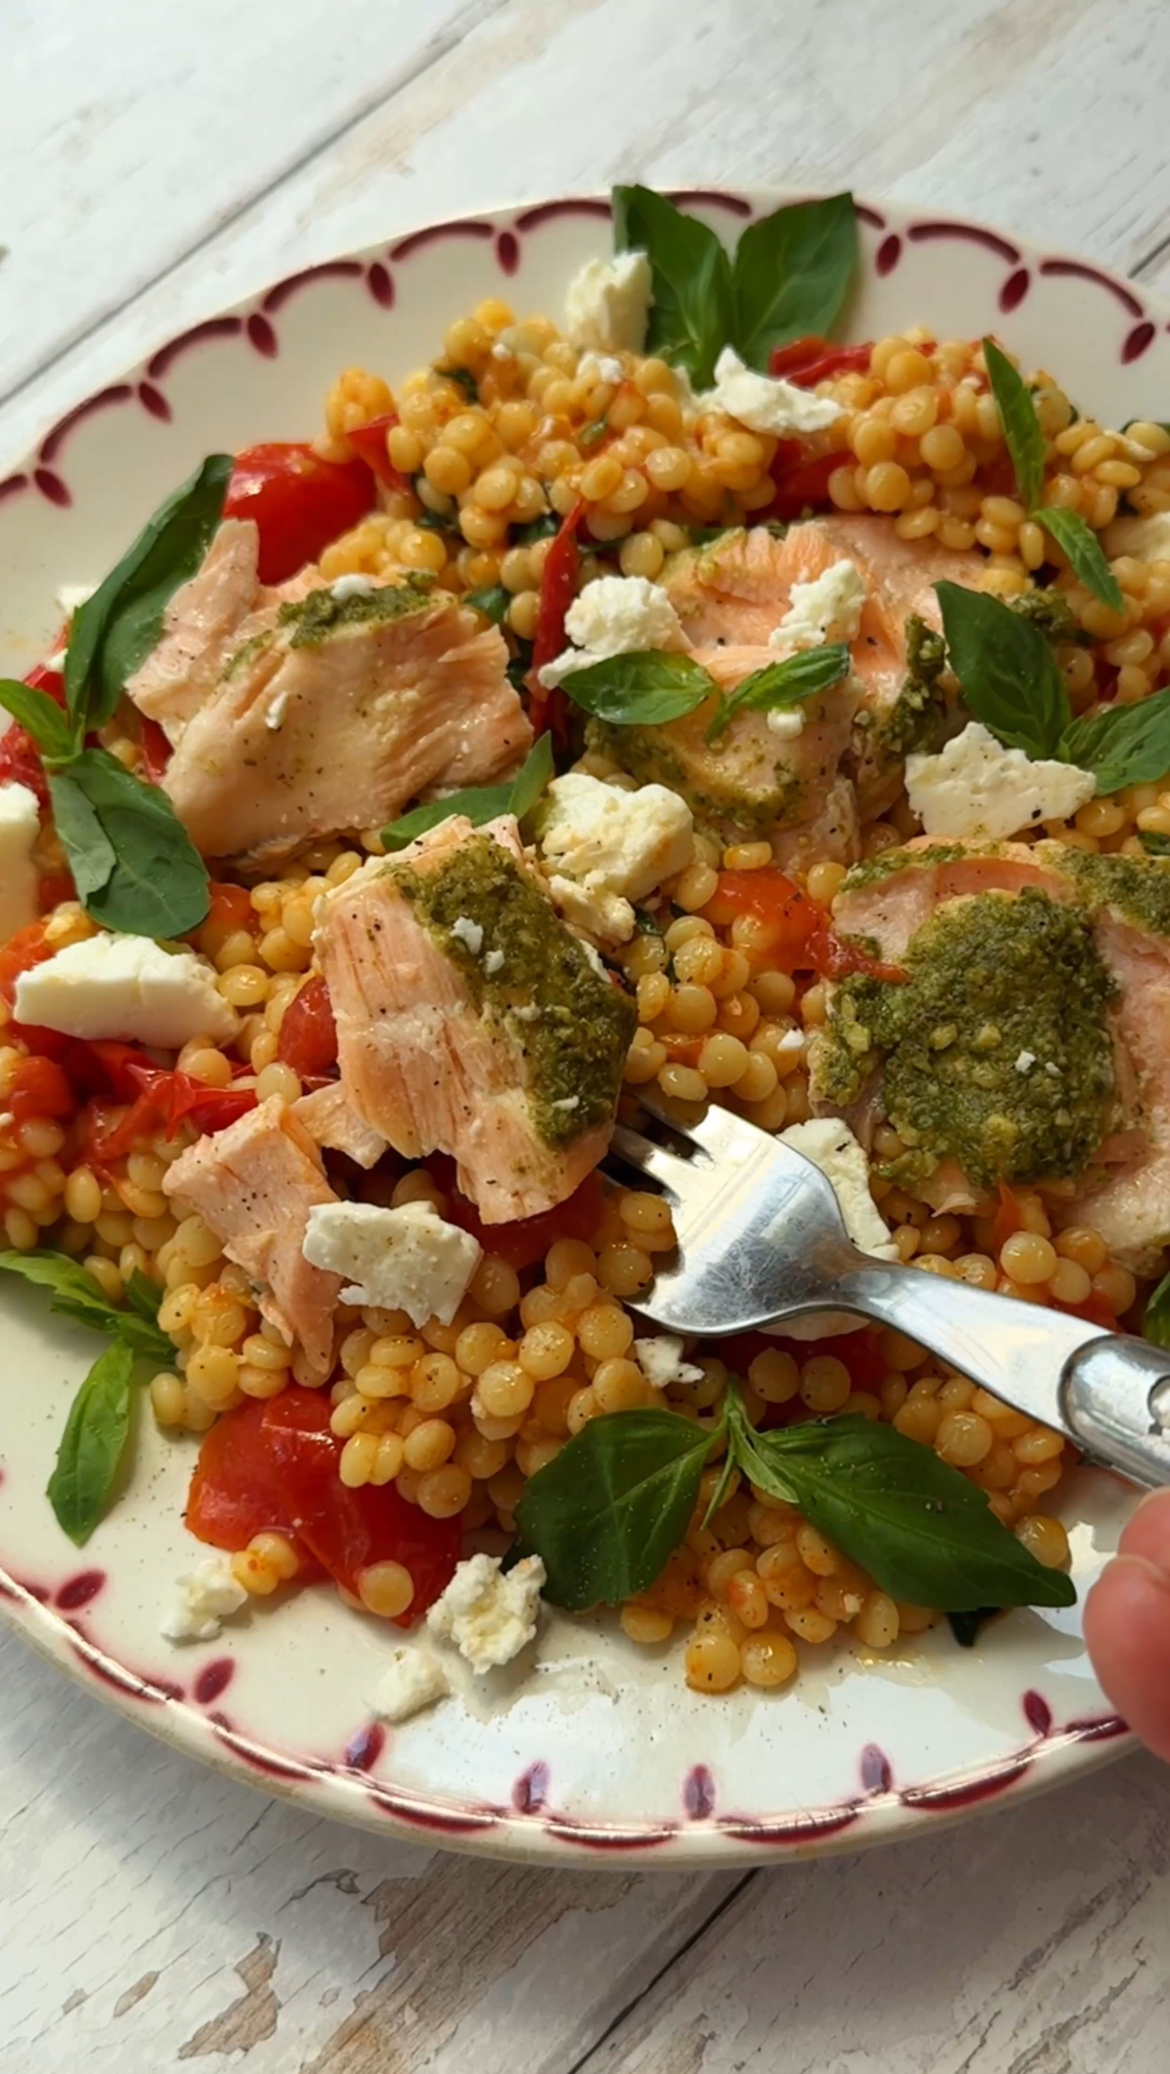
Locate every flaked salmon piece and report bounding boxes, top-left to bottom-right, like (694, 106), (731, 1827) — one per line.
(590, 634), (861, 845)
(316, 814), (636, 1223)
(770, 774), (859, 872)
(162, 581), (532, 866)
(126, 520), (262, 741)
(163, 1095), (341, 1376)
(291, 1080), (388, 1170)
(816, 840), (1170, 1258)
(662, 517), (988, 817)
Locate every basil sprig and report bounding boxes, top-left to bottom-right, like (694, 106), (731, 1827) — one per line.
(0, 458), (232, 936)
(982, 340), (1122, 612)
(382, 732), (553, 850)
(463, 584), (510, 625)
(936, 581), (1170, 797)
(613, 185), (858, 384)
(1, 1251), (172, 1544)
(514, 1380), (1074, 1615)
(1139, 831), (1170, 858)
(1143, 1268), (1170, 1348)
(704, 643), (851, 743)
(66, 455), (234, 728)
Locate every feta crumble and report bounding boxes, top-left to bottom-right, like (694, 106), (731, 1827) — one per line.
(906, 722), (1096, 841)
(538, 575), (686, 689)
(0, 781), (41, 941)
(14, 933), (236, 1048)
(161, 1556), (247, 1643)
(330, 573), (377, 601)
(779, 1118), (898, 1261)
(370, 1647), (450, 1724)
(484, 947), (505, 975)
(633, 1333), (704, 1388)
(538, 771), (694, 942)
(450, 915), (484, 955)
(766, 709), (807, 739)
(265, 690), (289, 732)
(1016, 1050), (1037, 1073)
(302, 1200), (482, 1326)
(1104, 509), (1170, 563)
(579, 351), (625, 386)
(707, 346), (845, 437)
(426, 1553), (545, 1673)
(770, 558), (867, 651)
(564, 251), (653, 354)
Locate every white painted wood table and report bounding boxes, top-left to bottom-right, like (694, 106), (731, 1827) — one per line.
(3, 4), (1170, 2066)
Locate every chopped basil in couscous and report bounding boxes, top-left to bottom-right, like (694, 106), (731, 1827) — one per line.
(6, 183), (1170, 1701)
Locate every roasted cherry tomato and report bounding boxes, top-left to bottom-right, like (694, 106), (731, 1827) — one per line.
(277, 974), (338, 1078)
(138, 716), (172, 784)
(186, 1389), (461, 1623)
(201, 880), (255, 939)
(224, 443), (378, 584)
(528, 499), (586, 747)
(83, 1043), (258, 1160)
(439, 1164), (606, 1273)
(344, 415), (413, 495)
(706, 870), (907, 982)
(7, 1055), (76, 1126)
(768, 440), (847, 521)
(768, 337), (874, 387)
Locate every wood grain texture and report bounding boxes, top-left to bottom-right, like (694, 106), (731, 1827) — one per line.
(4, 3), (1170, 2068)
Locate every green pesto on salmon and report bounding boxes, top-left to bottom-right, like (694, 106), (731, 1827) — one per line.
(278, 575), (435, 648)
(813, 887), (1118, 1189)
(392, 833), (636, 1148)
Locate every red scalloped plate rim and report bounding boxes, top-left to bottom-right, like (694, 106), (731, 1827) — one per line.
(0, 186), (1151, 1863)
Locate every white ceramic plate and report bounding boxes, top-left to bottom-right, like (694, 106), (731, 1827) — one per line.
(1, 190), (1160, 1866)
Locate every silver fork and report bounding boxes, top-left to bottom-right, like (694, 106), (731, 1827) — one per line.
(607, 1100), (1170, 1490)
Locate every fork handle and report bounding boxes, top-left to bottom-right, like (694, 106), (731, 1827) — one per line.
(834, 1258), (1170, 1489)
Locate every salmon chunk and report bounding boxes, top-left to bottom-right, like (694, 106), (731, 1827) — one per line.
(661, 517), (987, 819)
(163, 1095), (342, 1375)
(315, 814), (636, 1222)
(290, 1080), (388, 1170)
(813, 839), (1170, 1259)
(159, 581), (531, 866)
(126, 520), (264, 741)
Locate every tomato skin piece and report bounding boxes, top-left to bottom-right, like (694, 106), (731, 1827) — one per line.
(138, 716), (172, 784)
(767, 441), (846, 521)
(224, 442), (378, 584)
(706, 868), (821, 945)
(768, 337), (873, 387)
(344, 415), (413, 495)
(82, 1043), (258, 1160)
(527, 498), (586, 746)
(7, 1055), (76, 1125)
(277, 974), (338, 1077)
(186, 1389), (461, 1623)
(438, 1162), (605, 1273)
(0, 920), (54, 1006)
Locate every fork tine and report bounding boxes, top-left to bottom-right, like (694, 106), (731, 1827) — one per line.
(607, 1123), (690, 1199)
(634, 1086), (757, 1161)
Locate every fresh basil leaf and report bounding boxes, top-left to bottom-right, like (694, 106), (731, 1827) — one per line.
(51, 749), (210, 936)
(579, 418), (608, 450)
(508, 732), (555, 822)
(512, 513), (559, 546)
(613, 184), (733, 389)
(382, 735), (554, 850)
(981, 339), (1045, 512)
(442, 366), (479, 402)
(735, 1409), (1075, 1611)
(633, 906), (665, 937)
(1059, 686), (1170, 795)
(0, 679), (78, 761)
(948, 1608), (1001, 1648)
(1035, 506), (1124, 612)
(0, 1249), (121, 1326)
(47, 772), (117, 903)
(1143, 1268), (1170, 1348)
(705, 642), (850, 744)
(46, 1339), (136, 1546)
(560, 649), (716, 726)
(935, 581), (1071, 757)
(1007, 588), (1089, 645)
(124, 1267), (162, 1322)
(464, 585), (510, 625)
(66, 454), (233, 730)
(1139, 830), (1170, 857)
(733, 193), (858, 370)
(513, 1405), (718, 1609)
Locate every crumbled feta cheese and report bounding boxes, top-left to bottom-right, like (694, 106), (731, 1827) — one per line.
(579, 351), (625, 386)
(330, 573), (377, 601)
(770, 558), (867, 651)
(57, 582), (95, 614)
(370, 1647), (450, 1724)
(265, 690), (289, 732)
(1104, 510), (1170, 563)
(775, 1026), (805, 1056)
(511, 1002), (541, 1023)
(1016, 1050), (1036, 1073)
(707, 346), (844, 437)
(491, 340), (512, 360)
(564, 251), (653, 354)
(14, 933), (236, 1048)
(426, 1553), (545, 1673)
(484, 947), (505, 975)
(766, 709), (807, 740)
(906, 723), (1096, 841)
(161, 1556), (247, 1643)
(0, 781), (40, 941)
(551, 1095), (580, 1112)
(538, 772), (694, 946)
(633, 1333), (704, 1388)
(538, 575), (686, 689)
(1045, 1061), (1062, 1079)
(450, 915), (484, 955)
(780, 1118), (898, 1261)
(302, 1200), (481, 1326)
